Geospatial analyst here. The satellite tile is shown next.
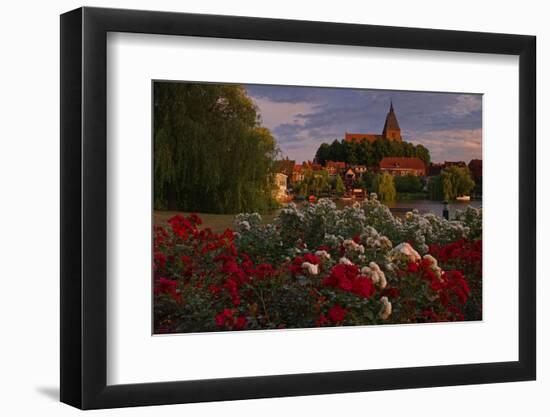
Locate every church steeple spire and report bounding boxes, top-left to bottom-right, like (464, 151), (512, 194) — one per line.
(382, 101), (402, 141)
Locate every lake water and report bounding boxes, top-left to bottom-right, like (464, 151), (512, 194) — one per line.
(301, 198), (482, 219)
(388, 199), (482, 218)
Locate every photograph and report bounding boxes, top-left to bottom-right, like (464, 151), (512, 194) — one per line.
(0, 0), (542, 413)
(152, 81), (483, 334)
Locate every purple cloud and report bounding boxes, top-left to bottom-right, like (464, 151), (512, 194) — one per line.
(246, 84), (482, 163)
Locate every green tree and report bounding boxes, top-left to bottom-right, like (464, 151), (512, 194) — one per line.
(428, 175), (444, 200)
(154, 82), (278, 213)
(375, 172), (396, 203)
(441, 166), (475, 200)
(294, 180), (308, 197)
(429, 166), (475, 200)
(314, 143), (331, 165)
(414, 144), (431, 166)
(333, 175), (346, 194)
(314, 138), (431, 168)
(361, 172), (377, 192)
(331, 139), (345, 162)
(295, 169), (331, 197)
(394, 174), (423, 193)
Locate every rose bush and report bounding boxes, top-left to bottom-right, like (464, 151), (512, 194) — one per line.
(428, 239), (482, 320)
(154, 197), (482, 333)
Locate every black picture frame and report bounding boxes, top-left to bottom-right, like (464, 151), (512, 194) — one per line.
(60, 6), (536, 410)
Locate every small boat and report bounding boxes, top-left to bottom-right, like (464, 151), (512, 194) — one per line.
(456, 195), (471, 201)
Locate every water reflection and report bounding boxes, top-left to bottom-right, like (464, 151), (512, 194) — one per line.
(387, 199), (482, 218)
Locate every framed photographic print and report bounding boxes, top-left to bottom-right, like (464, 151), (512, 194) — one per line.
(60, 6), (536, 409)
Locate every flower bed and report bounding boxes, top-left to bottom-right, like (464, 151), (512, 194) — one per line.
(154, 196), (482, 333)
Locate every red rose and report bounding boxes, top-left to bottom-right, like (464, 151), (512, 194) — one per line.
(324, 264), (359, 293)
(337, 277), (353, 291)
(235, 316), (247, 330)
(328, 304), (347, 323)
(154, 277), (176, 293)
(154, 277), (181, 301)
(303, 253), (320, 265)
(316, 314), (329, 326)
(208, 284), (220, 295)
(154, 252), (167, 270)
(254, 263), (275, 279)
(215, 309), (235, 328)
(407, 262), (419, 273)
(352, 277), (375, 298)
(188, 213), (203, 226)
(215, 312), (226, 327)
(421, 257), (433, 269)
(383, 287), (400, 298)
(289, 256), (304, 275)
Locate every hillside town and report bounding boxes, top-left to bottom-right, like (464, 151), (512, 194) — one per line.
(272, 102), (482, 205)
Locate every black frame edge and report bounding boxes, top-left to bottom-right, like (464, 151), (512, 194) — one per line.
(60, 7), (83, 409)
(60, 6), (537, 410)
(517, 35), (537, 380)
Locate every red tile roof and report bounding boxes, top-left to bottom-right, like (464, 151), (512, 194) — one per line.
(326, 161), (346, 169)
(380, 157), (426, 171)
(303, 161), (322, 171)
(274, 159), (295, 176)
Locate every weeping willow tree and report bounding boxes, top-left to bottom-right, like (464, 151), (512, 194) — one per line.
(373, 172), (396, 203)
(428, 166), (475, 201)
(154, 82), (279, 213)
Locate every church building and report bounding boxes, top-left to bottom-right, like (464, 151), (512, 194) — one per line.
(344, 102), (402, 143)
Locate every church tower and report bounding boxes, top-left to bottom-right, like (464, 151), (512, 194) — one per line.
(382, 101), (402, 141)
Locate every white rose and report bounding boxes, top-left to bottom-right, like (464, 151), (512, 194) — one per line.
(343, 239), (354, 249)
(422, 254), (438, 267)
(315, 250), (331, 261)
(389, 242), (421, 263)
(422, 255), (443, 282)
(379, 296), (392, 320)
(379, 236), (392, 249)
(239, 220), (251, 230)
(301, 262), (319, 276)
(343, 239), (365, 253)
(339, 257), (353, 266)
(366, 262), (387, 289)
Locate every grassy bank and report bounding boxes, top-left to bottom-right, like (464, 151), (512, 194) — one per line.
(154, 211), (278, 233)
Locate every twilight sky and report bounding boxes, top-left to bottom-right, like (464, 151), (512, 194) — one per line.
(245, 84), (482, 164)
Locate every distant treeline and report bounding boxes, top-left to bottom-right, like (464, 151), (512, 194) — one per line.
(154, 82), (278, 214)
(314, 138), (431, 167)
